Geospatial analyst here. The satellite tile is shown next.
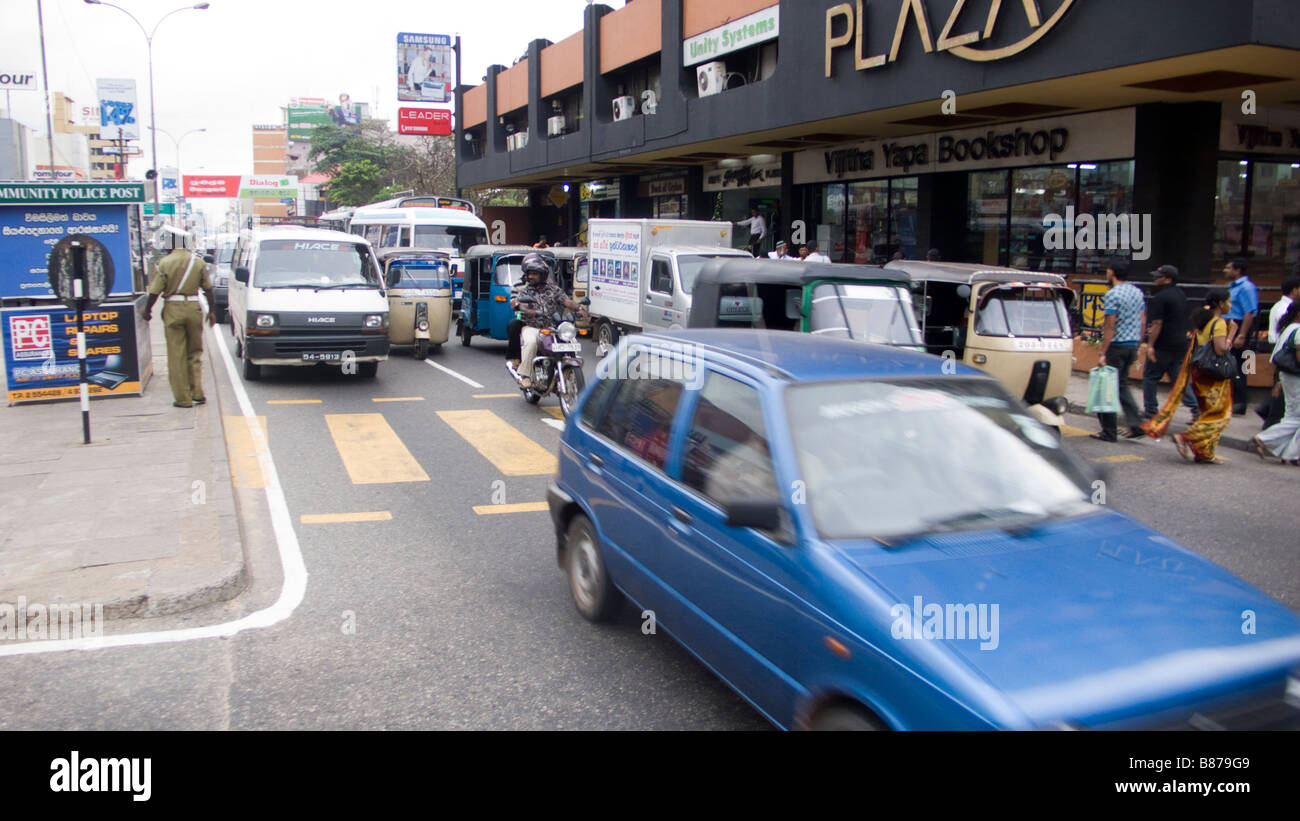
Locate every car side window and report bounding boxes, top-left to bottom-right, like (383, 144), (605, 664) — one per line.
(580, 371), (620, 430)
(682, 373), (779, 505)
(595, 375), (685, 471)
(650, 258), (673, 295)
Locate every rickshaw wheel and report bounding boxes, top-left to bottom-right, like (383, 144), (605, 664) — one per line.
(459, 321), (472, 347)
(414, 339), (429, 360)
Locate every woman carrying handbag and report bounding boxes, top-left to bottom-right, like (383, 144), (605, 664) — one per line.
(1142, 290), (1235, 463)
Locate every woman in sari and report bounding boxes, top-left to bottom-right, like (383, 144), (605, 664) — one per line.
(1142, 290), (1234, 463)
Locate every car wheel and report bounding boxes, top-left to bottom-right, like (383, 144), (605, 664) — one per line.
(596, 321), (617, 357)
(809, 704), (885, 731)
(358, 361), (378, 378)
(234, 331), (243, 358)
(558, 365), (585, 417)
(564, 515), (619, 622)
(414, 339), (429, 360)
(241, 344), (260, 381)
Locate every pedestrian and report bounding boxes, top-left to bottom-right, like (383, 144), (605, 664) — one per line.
(1140, 264), (1197, 421)
(736, 207), (766, 256)
(532, 234), (550, 249)
(143, 227), (215, 408)
(926, 248), (941, 262)
(767, 240), (790, 260)
(1091, 259), (1146, 441)
(1142, 290), (1234, 463)
(796, 244), (810, 260)
(1252, 301), (1300, 465)
(1257, 275), (1299, 426)
(1222, 258), (1258, 415)
(890, 250), (906, 261)
(804, 242), (831, 263)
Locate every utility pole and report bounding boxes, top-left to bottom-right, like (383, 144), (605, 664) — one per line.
(37, 0), (57, 180)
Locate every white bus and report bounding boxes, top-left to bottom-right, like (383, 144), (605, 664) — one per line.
(347, 196), (488, 301)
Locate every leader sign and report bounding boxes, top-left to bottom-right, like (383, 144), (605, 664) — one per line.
(398, 108), (451, 136)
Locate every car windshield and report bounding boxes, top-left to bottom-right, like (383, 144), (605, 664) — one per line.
(216, 246), (236, 264)
(785, 377), (1093, 542)
(390, 259), (450, 289)
(495, 261), (524, 287)
(808, 283), (922, 346)
(413, 225), (488, 253)
(975, 288), (1071, 337)
(677, 254), (745, 293)
(254, 240), (380, 288)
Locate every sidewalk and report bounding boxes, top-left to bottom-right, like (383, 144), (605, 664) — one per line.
(0, 315), (246, 621)
(1064, 369), (1271, 450)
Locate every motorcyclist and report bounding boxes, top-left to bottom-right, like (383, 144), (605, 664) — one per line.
(509, 253), (585, 388)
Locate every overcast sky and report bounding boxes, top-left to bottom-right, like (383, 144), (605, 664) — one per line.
(2, 0), (601, 218)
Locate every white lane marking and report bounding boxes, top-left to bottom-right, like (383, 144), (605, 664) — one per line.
(424, 358), (484, 389)
(541, 417), (565, 431)
(0, 325), (308, 658)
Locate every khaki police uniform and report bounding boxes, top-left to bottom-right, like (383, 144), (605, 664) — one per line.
(147, 248), (212, 407)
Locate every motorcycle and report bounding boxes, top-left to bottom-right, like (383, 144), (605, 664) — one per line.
(507, 295), (590, 417)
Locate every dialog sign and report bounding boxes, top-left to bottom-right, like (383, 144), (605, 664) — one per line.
(398, 108), (452, 136)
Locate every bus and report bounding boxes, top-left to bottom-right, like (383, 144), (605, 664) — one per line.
(348, 196), (487, 303)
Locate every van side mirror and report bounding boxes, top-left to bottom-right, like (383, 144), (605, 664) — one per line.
(234, 267), (249, 283)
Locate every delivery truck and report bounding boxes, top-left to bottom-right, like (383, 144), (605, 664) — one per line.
(586, 218), (749, 353)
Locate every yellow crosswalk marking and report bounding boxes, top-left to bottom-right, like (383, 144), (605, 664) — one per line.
(301, 511), (393, 524)
(224, 416), (269, 489)
(372, 397), (424, 403)
(472, 393), (519, 399)
(1060, 424), (1090, 437)
(325, 413), (430, 484)
(267, 399), (321, 405)
(472, 502), (550, 515)
(542, 406), (564, 419)
(437, 409), (558, 476)
(1091, 454), (1146, 463)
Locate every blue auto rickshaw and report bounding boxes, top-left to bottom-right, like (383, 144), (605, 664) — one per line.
(458, 245), (556, 346)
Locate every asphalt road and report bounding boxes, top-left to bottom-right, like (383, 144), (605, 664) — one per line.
(0, 326), (1296, 730)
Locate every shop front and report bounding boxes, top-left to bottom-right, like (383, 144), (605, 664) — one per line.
(703, 158), (781, 253)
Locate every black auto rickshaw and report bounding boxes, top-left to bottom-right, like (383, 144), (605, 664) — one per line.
(685, 258), (923, 348)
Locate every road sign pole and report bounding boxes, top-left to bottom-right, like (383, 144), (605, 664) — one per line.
(72, 247), (91, 444)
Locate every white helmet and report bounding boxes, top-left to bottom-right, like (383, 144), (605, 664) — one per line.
(152, 224), (193, 252)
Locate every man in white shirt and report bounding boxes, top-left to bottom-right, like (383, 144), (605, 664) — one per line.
(736, 207), (766, 256)
(804, 242), (831, 263)
(407, 47), (434, 97)
(1258, 275), (1300, 425)
(767, 240), (791, 260)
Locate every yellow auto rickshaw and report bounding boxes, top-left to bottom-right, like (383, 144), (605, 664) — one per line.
(886, 260), (1076, 427)
(378, 248), (453, 359)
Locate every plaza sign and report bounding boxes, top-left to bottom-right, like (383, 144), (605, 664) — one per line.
(684, 5), (779, 67)
(825, 0), (1075, 77)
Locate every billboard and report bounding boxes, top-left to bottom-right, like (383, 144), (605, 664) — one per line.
(179, 175), (298, 198)
(397, 33), (454, 103)
(398, 108), (451, 136)
(3, 302), (146, 403)
(95, 78), (140, 140)
(183, 175), (240, 197)
(287, 104), (331, 141)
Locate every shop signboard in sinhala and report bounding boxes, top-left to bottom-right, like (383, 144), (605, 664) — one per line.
(587, 221), (642, 326)
(793, 109), (1137, 185)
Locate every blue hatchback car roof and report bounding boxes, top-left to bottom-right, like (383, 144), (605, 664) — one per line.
(632, 329), (983, 383)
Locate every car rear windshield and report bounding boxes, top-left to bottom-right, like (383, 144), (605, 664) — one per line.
(413, 226), (488, 254)
(808, 283), (922, 346)
(975, 288), (1071, 337)
(255, 240), (380, 288)
(785, 377), (1091, 541)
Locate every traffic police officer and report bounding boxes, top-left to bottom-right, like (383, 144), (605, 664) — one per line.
(143, 226), (216, 408)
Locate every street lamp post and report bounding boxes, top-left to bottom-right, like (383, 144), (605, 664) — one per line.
(83, 1), (210, 224)
(150, 126), (205, 225)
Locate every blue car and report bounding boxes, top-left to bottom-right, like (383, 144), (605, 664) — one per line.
(546, 329), (1300, 730)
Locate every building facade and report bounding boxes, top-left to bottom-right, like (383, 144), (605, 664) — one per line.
(456, 0), (1300, 285)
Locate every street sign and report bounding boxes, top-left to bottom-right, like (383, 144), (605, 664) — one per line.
(142, 203), (176, 216)
(47, 234), (116, 444)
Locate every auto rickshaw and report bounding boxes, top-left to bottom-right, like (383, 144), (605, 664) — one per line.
(378, 248), (453, 359)
(458, 245), (557, 346)
(686, 258), (924, 349)
(549, 246), (590, 336)
(885, 260), (1076, 426)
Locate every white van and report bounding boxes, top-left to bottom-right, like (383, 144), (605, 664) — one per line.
(347, 200), (488, 303)
(228, 226), (390, 380)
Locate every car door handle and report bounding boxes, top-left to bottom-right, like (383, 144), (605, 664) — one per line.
(588, 453), (603, 468)
(670, 506), (692, 525)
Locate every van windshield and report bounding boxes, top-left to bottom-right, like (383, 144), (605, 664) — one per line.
(413, 226), (488, 253)
(975, 288), (1071, 337)
(254, 240), (380, 288)
(808, 283), (922, 347)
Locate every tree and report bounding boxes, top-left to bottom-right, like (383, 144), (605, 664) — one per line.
(323, 160), (402, 207)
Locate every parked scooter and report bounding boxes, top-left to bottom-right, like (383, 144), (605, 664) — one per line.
(507, 295), (590, 416)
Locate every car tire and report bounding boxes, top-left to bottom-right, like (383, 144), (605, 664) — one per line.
(596, 321), (618, 357)
(809, 704), (885, 731)
(241, 343), (260, 381)
(358, 361), (378, 379)
(564, 515), (620, 622)
(234, 330), (243, 358)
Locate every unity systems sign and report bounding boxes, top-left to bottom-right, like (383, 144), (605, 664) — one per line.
(824, 0), (1075, 76)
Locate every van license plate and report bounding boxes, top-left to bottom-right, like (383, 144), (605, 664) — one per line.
(302, 352), (342, 362)
(551, 342), (580, 352)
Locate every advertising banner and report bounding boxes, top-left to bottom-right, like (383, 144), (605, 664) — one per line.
(0, 71), (37, 90)
(287, 104), (331, 141)
(183, 175), (240, 197)
(237, 175), (298, 199)
(587, 222), (642, 326)
(0, 204), (133, 299)
(95, 78), (140, 141)
(2, 298), (148, 403)
(683, 4), (779, 66)
(397, 33), (454, 103)
(159, 167), (179, 202)
(703, 162), (781, 192)
(398, 108), (451, 136)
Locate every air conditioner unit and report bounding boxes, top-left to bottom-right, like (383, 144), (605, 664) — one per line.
(516, 129), (529, 149)
(547, 116), (567, 137)
(612, 96), (634, 121)
(697, 61), (726, 97)
(506, 133), (517, 151)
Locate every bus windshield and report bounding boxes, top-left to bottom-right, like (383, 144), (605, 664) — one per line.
(413, 225), (488, 253)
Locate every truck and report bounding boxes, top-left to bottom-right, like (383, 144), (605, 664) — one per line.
(586, 218), (750, 353)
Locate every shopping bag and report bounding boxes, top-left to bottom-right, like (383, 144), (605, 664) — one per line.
(1085, 365), (1119, 414)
